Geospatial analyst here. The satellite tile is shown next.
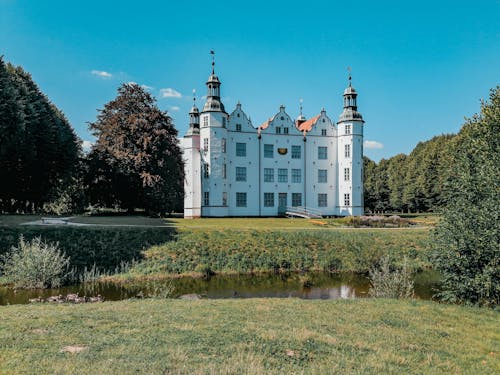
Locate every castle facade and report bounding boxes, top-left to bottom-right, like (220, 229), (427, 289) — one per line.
(180, 62), (365, 218)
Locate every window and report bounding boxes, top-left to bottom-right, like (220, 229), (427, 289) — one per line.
(344, 167), (350, 181)
(222, 117), (226, 128)
(222, 192), (227, 206)
(278, 168), (288, 183)
(236, 192), (247, 207)
(264, 192), (274, 207)
(291, 169), (301, 183)
(222, 138), (226, 153)
(222, 163), (226, 179)
(204, 192), (209, 206)
(264, 144), (273, 158)
(264, 168), (274, 182)
(344, 193), (350, 206)
(321, 129), (327, 136)
(292, 193), (302, 207)
(318, 169), (327, 183)
(203, 163), (209, 178)
(236, 124), (241, 132)
(318, 146), (328, 160)
(345, 124), (351, 135)
(203, 138), (208, 152)
(236, 167), (247, 182)
(318, 193), (327, 207)
(345, 144), (350, 158)
(275, 127), (281, 134)
(284, 127), (289, 134)
(236, 142), (246, 157)
(203, 116), (208, 127)
(291, 145), (301, 159)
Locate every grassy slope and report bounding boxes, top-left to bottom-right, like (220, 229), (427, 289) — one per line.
(0, 299), (498, 374)
(118, 228), (431, 280)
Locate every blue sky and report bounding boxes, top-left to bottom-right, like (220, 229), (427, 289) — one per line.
(1, 0), (498, 161)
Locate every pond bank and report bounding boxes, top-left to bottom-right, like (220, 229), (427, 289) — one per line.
(0, 270), (441, 305)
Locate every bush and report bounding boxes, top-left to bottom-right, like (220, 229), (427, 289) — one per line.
(368, 256), (414, 299)
(1, 236), (70, 289)
(431, 87), (499, 307)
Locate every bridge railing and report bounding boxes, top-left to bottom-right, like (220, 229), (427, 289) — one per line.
(285, 206), (323, 219)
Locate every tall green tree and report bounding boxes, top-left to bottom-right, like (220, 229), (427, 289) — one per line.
(86, 83), (184, 215)
(432, 87), (499, 307)
(0, 57), (80, 212)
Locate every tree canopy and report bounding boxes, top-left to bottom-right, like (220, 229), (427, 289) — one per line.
(364, 134), (455, 213)
(431, 87), (499, 307)
(0, 57), (81, 213)
(85, 83), (184, 215)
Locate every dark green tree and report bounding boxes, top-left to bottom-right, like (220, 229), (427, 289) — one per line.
(0, 57), (80, 212)
(86, 83), (184, 215)
(432, 87), (499, 307)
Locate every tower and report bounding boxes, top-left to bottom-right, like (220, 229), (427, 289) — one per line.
(199, 52), (229, 216)
(337, 73), (365, 216)
(182, 92), (202, 218)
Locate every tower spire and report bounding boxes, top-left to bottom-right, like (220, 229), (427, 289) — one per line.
(202, 51), (225, 113)
(210, 50), (215, 74)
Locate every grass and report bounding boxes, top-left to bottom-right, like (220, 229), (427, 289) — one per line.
(0, 298), (498, 374)
(0, 226), (176, 275)
(113, 228), (431, 281)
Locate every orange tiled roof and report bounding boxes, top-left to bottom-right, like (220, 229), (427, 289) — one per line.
(297, 114), (321, 132)
(258, 118), (273, 130)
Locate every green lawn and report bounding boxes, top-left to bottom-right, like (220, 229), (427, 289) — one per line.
(0, 299), (498, 374)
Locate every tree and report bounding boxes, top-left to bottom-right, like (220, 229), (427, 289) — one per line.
(86, 83), (184, 215)
(432, 87), (499, 307)
(0, 57), (81, 212)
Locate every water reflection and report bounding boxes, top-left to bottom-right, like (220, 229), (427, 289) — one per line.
(0, 271), (441, 305)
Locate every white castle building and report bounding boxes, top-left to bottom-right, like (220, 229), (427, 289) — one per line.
(180, 60), (365, 218)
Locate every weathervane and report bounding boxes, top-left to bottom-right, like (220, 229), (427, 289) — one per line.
(210, 50), (215, 73)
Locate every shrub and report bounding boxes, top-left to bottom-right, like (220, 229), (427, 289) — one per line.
(1, 236), (70, 289)
(431, 87), (499, 307)
(368, 256), (414, 299)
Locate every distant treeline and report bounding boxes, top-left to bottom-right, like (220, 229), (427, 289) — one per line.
(363, 134), (458, 213)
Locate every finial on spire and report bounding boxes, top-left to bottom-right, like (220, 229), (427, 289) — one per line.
(210, 50), (215, 74)
(347, 66), (352, 86)
(299, 98), (303, 116)
(192, 89), (196, 105)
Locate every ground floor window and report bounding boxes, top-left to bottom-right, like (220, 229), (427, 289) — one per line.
(204, 192), (209, 206)
(264, 192), (274, 207)
(318, 193), (327, 207)
(236, 192), (247, 207)
(344, 193), (350, 206)
(292, 193), (302, 207)
(222, 192), (227, 206)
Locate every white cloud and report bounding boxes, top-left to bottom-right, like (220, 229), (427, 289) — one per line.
(82, 140), (94, 153)
(160, 88), (182, 98)
(141, 84), (153, 90)
(364, 140), (384, 149)
(170, 106), (180, 112)
(91, 70), (112, 78)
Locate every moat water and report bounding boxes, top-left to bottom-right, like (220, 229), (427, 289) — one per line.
(0, 271), (441, 305)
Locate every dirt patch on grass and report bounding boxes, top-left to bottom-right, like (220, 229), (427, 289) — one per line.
(61, 345), (88, 354)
